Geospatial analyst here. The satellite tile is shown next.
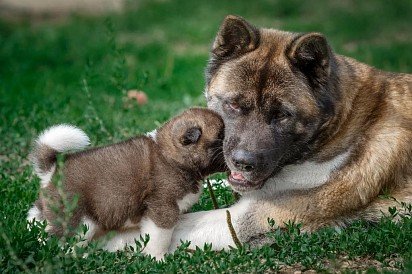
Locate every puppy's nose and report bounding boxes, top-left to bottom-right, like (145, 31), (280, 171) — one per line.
(231, 149), (257, 172)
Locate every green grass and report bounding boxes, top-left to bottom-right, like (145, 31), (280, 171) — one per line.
(1, 0), (411, 272)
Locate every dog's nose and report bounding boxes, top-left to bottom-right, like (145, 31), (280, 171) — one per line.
(231, 149), (257, 172)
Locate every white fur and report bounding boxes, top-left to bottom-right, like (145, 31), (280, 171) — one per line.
(146, 129), (157, 142)
(45, 224), (53, 233)
(36, 166), (56, 188)
(103, 217), (174, 260)
(260, 150), (350, 195)
(75, 217), (99, 247)
(81, 217), (98, 242)
(104, 230), (141, 252)
(170, 151), (351, 251)
(27, 205), (42, 223)
(169, 198), (250, 251)
(177, 188), (202, 213)
(103, 219), (142, 252)
(33, 124), (90, 188)
(36, 124), (90, 152)
(26, 205), (47, 244)
(123, 219), (139, 229)
(140, 217), (174, 260)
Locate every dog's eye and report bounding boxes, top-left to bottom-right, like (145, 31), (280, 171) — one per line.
(224, 102), (241, 113)
(272, 110), (292, 123)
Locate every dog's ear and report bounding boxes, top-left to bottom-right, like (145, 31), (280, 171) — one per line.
(288, 33), (330, 83)
(212, 15), (260, 58)
(180, 127), (202, 146)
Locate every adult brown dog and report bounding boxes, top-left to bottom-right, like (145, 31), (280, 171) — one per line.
(168, 15), (412, 249)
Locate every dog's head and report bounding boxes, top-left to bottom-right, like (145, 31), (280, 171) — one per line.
(206, 15), (338, 192)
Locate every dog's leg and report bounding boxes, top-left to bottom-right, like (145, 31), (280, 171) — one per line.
(27, 199), (45, 224)
(102, 229), (140, 252)
(76, 216), (99, 246)
(102, 219), (174, 260)
(139, 216), (174, 260)
(102, 207), (179, 258)
(359, 183), (412, 222)
(169, 198), (251, 251)
(27, 205), (44, 224)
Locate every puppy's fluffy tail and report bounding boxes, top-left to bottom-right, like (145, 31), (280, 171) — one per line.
(31, 124), (90, 188)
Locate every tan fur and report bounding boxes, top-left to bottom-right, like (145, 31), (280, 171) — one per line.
(206, 15), (412, 234)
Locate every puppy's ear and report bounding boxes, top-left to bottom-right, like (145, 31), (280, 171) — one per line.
(180, 127), (202, 146)
(212, 15), (260, 58)
(287, 33), (330, 84)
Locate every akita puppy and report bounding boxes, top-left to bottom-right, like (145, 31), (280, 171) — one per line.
(27, 108), (225, 259)
(168, 15), (412, 250)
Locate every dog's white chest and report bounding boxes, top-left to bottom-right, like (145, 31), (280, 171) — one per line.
(263, 150), (350, 193)
(177, 188), (203, 213)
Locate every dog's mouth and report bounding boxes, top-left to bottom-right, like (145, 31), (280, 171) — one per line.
(228, 171), (266, 192)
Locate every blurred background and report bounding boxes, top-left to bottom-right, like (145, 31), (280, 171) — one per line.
(0, 0), (411, 155)
(0, 1), (411, 271)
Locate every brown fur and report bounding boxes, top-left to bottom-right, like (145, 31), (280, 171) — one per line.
(206, 15), (412, 234)
(35, 108), (225, 236)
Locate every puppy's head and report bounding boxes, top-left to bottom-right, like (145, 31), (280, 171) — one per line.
(158, 108), (225, 177)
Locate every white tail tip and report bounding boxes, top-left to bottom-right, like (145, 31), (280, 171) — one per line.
(37, 124), (90, 152)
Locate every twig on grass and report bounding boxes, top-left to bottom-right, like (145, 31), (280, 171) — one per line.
(226, 210), (242, 249)
(206, 179), (219, 209)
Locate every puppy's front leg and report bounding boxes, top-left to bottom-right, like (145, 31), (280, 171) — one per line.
(139, 216), (175, 260)
(101, 221), (174, 257)
(140, 203), (179, 260)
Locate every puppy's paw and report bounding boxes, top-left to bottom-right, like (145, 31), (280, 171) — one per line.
(142, 246), (168, 261)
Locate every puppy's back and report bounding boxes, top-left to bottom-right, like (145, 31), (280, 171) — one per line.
(63, 136), (157, 229)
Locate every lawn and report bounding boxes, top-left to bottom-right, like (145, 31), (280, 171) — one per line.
(1, 0), (411, 272)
